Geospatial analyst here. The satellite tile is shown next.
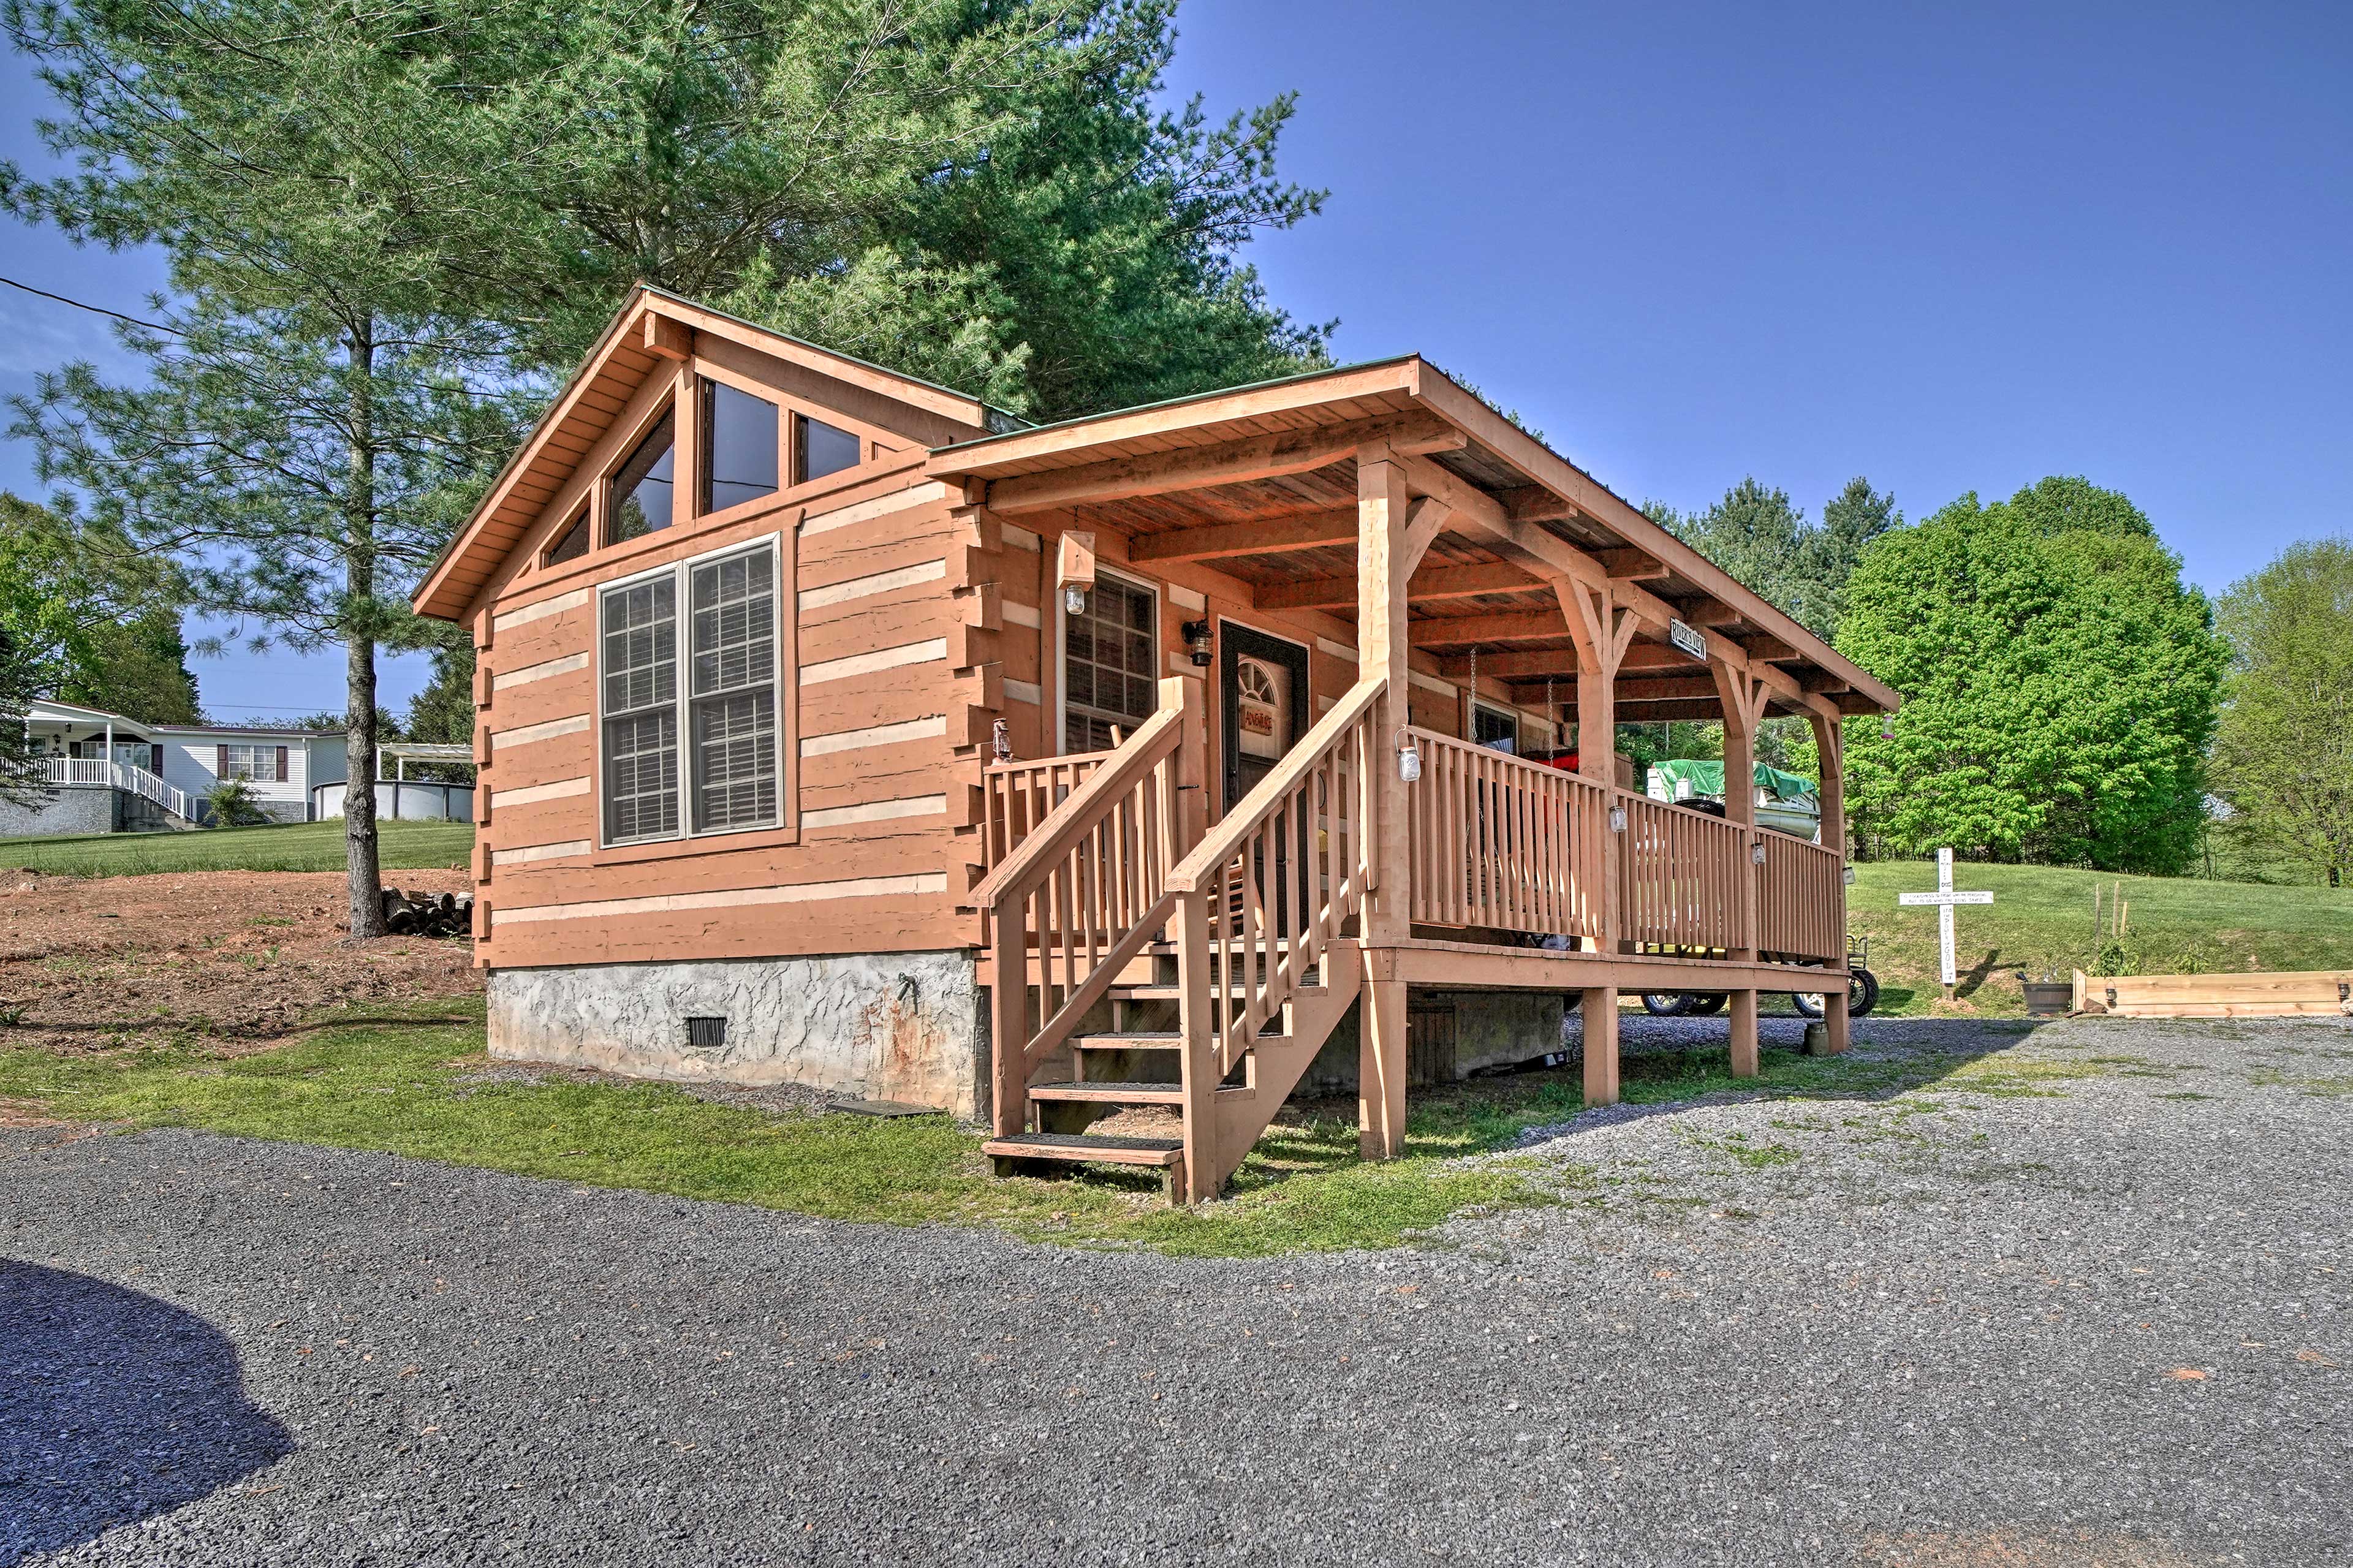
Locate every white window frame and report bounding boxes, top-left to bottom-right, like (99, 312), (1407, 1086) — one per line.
(1471, 699), (1521, 754)
(1053, 562), (1161, 757)
(220, 743), (278, 782)
(594, 532), (787, 848)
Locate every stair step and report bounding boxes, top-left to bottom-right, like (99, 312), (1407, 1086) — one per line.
(1074, 1031), (1181, 1051)
(1111, 985), (1327, 1007)
(1029, 1080), (1256, 1105)
(982, 1133), (1183, 1168)
(1029, 1080), (1185, 1105)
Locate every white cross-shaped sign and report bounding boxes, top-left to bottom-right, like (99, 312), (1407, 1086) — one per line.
(1896, 847), (1994, 997)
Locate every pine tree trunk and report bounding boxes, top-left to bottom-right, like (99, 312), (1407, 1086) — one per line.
(344, 317), (387, 940)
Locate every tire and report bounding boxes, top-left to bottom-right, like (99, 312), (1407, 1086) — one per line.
(1794, 969), (1878, 1018)
(1640, 993), (1691, 1017)
(1686, 993), (1726, 1016)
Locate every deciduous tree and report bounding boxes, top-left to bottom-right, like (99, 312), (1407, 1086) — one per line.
(1837, 478), (2226, 872)
(2207, 538), (2353, 886)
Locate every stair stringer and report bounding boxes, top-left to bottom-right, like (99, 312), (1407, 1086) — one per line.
(1201, 939), (1363, 1196)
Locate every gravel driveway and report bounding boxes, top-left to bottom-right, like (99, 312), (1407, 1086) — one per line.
(4, 1016), (2347, 1567)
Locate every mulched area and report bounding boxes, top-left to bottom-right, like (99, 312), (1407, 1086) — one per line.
(2, 1017), (2345, 1566)
(0, 870), (481, 1064)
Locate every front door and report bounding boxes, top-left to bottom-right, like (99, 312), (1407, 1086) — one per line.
(1221, 624), (1310, 810)
(1220, 625), (1312, 936)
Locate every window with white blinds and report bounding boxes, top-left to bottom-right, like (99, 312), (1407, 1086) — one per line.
(600, 577), (680, 843)
(598, 539), (782, 846)
(688, 550), (778, 832)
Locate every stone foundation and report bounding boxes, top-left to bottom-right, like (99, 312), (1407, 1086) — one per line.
(487, 952), (987, 1118)
(0, 785), (118, 836)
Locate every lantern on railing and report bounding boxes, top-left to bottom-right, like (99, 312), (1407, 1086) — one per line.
(1608, 805), (1627, 833)
(1395, 730), (1422, 784)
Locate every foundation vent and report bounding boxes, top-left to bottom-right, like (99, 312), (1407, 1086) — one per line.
(684, 1016), (728, 1050)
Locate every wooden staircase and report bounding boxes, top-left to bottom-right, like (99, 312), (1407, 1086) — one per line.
(982, 939), (1363, 1199)
(969, 675), (1384, 1203)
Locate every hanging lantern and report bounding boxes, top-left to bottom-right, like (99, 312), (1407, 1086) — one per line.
(1396, 730), (1422, 784)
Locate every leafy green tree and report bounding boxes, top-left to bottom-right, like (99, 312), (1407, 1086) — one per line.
(0, 493), (195, 722)
(2207, 538), (2353, 886)
(59, 611), (201, 724)
(1838, 479), (2226, 872)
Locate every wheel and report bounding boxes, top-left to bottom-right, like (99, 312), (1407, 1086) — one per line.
(1686, 993), (1726, 1016)
(1640, 993), (1691, 1017)
(1794, 969), (1877, 1018)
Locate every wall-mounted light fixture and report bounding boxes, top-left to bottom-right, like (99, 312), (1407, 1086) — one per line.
(1056, 530), (1097, 618)
(1395, 730), (1422, 784)
(1181, 619), (1213, 667)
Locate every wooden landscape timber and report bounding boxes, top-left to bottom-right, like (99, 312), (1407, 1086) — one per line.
(417, 284), (1903, 1202)
(2072, 969), (2353, 1019)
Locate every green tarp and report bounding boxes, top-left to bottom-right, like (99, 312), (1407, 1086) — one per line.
(1649, 758), (1820, 805)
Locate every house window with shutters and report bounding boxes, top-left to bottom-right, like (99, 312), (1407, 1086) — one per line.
(598, 537), (786, 847)
(218, 744), (283, 781)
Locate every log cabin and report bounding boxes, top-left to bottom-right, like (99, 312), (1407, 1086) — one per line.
(414, 285), (1901, 1203)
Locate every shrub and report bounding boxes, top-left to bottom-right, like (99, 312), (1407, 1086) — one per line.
(203, 777), (269, 827)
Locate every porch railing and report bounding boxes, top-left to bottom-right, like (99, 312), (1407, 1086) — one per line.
(967, 680), (1202, 1138)
(1403, 729), (1609, 945)
(978, 752), (1107, 878)
(1616, 789), (1751, 953)
(40, 757), (193, 822)
(1165, 678), (1383, 1074)
(1756, 828), (1845, 963)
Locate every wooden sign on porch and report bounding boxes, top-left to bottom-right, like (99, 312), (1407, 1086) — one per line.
(1897, 847), (1993, 999)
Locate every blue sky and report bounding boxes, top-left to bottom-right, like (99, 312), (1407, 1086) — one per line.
(4, 1), (2348, 720)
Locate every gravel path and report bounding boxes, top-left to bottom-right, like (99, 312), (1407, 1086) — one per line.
(4, 1016), (2347, 1567)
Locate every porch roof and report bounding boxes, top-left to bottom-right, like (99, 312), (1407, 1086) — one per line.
(928, 357), (1900, 722)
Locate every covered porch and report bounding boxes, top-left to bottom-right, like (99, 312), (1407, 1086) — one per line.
(943, 358), (1900, 1200)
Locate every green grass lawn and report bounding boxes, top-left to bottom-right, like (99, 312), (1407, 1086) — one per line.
(0, 818), (472, 877)
(1847, 861), (2353, 1015)
(0, 1001), (2025, 1258)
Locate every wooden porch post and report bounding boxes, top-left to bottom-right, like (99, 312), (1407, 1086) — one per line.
(1357, 456), (1412, 1159)
(1713, 659), (1768, 1078)
(1808, 708), (1851, 1056)
(1559, 579), (1634, 1106)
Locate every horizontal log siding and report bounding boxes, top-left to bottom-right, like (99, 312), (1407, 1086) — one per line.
(472, 464), (994, 969)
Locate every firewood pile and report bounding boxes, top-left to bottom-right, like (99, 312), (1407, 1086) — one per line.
(381, 887), (475, 939)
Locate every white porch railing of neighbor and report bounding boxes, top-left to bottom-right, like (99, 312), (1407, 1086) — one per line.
(40, 757), (194, 821)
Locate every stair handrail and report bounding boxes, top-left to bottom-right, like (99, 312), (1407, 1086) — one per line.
(971, 677), (1205, 1138)
(1166, 676), (1385, 1070)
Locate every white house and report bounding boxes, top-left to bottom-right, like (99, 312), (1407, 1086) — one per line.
(8, 699), (348, 833)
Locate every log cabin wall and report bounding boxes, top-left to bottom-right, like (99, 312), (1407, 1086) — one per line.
(470, 460), (998, 971)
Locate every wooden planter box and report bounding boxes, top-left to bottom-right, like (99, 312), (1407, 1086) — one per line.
(2021, 980), (2074, 1017)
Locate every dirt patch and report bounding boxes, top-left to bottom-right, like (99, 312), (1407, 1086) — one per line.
(0, 869), (482, 1054)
